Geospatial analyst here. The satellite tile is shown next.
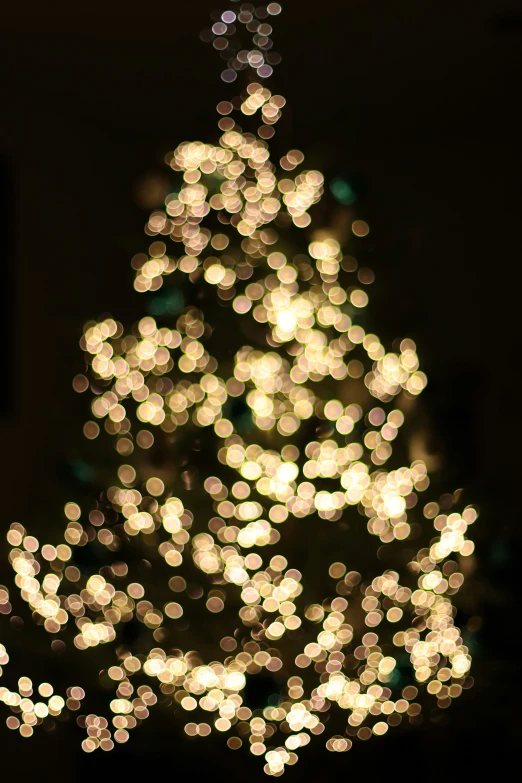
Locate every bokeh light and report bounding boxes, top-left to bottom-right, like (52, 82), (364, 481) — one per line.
(0, 2), (475, 776)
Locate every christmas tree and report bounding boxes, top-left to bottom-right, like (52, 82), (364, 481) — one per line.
(0, 2), (476, 776)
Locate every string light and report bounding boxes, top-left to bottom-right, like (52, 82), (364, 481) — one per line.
(0, 3), (475, 775)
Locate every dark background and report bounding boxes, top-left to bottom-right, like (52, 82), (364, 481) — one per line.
(1, 0), (520, 779)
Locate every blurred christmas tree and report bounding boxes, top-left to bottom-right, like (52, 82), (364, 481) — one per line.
(0, 2), (476, 776)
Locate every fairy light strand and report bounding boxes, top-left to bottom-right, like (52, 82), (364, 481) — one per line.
(0, 3), (475, 775)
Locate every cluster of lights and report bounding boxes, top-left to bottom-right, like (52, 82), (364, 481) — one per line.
(200, 2), (283, 84)
(0, 674), (78, 739)
(0, 2), (475, 775)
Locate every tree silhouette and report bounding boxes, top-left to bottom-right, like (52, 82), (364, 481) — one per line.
(0, 3), (476, 776)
